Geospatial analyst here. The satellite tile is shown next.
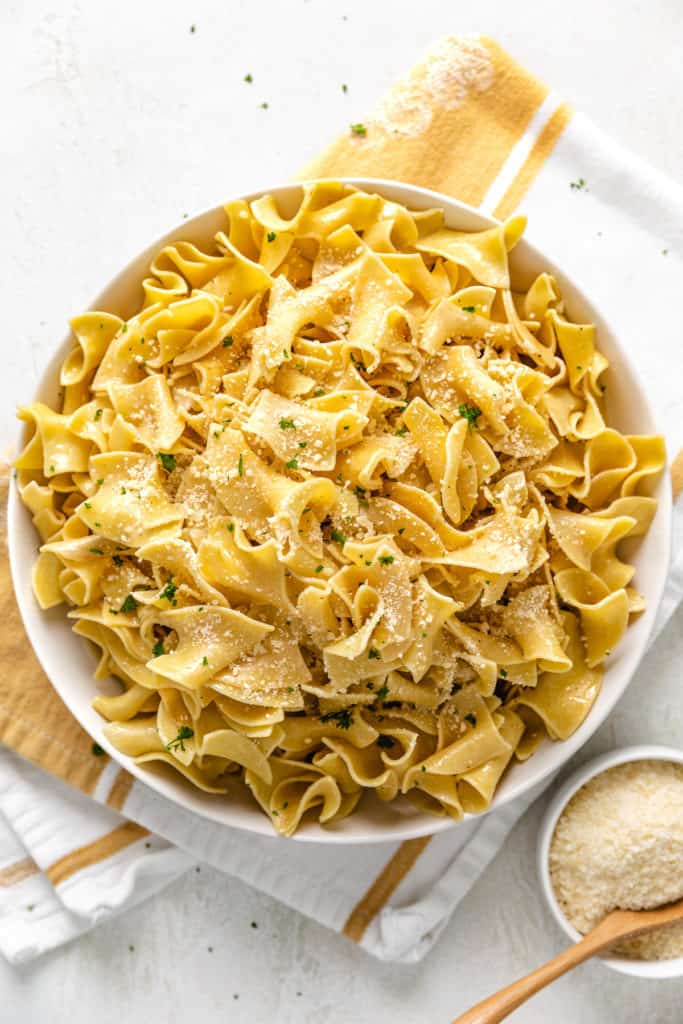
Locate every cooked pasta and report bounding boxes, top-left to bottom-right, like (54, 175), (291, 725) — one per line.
(16, 181), (665, 835)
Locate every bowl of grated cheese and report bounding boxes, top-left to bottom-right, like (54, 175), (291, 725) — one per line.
(538, 745), (683, 978)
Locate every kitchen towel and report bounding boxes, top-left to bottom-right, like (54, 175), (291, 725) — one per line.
(1, 34), (682, 965)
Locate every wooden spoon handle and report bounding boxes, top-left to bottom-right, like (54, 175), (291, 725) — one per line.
(450, 927), (612, 1024)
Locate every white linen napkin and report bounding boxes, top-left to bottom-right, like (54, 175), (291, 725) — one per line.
(2, 37), (682, 965)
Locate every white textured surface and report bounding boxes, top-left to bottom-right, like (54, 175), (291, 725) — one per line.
(2, 0), (683, 1020)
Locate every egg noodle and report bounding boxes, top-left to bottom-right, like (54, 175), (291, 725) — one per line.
(16, 181), (665, 835)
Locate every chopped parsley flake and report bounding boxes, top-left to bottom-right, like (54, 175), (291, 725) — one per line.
(570, 178), (587, 190)
(279, 417), (296, 430)
(260, 101), (269, 109)
(350, 123), (366, 136)
(157, 451), (176, 472)
(112, 554), (124, 566)
(375, 684), (390, 703)
(227, 522), (235, 532)
(457, 403), (482, 430)
(342, 83), (348, 93)
(330, 528), (346, 546)
(94, 408), (103, 421)
(397, 527), (406, 535)
(244, 73), (253, 83)
(353, 484), (369, 507)
(120, 594), (138, 614)
(152, 641), (165, 657)
(266, 231), (277, 242)
(238, 452), (244, 476)
(83, 501), (92, 509)
(166, 725), (194, 752)
(320, 708), (353, 730)
(159, 580), (178, 605)
(394, 424), (409, 437)
(368, 648), (380, 660)
(223, 335), (234, 347)
(378, 554), (394, 565)
(89, 547), (104, 555)
(315, 565), (324, 573)
(91, 742), (105, 756)
(464, 712), (477, 727)
(202, 656), (208, 667)
(461, 305), (476, 313)
(313, 388), (325, 397)
(298, 440), (307, 448)
(285, 457), (299, 470)
(377, 736), (395, 749)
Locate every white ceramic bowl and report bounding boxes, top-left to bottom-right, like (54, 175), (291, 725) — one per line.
(8, 178), (672, 842)
(537, 745), (683, 978)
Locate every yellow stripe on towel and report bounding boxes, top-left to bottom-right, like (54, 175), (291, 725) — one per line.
(343, 836), (433, 942)
(46, 822), (149, 886)
(301, 36), (549, 207)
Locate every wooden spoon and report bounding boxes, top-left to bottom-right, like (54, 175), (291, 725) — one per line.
(452, 898), (683, 1024)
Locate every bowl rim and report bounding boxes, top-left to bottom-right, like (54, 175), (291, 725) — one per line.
(7, 176), (674, 843)
(537, 744), (683, 978)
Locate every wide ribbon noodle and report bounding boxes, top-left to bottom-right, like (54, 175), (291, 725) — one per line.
(17, 182), (665, 835)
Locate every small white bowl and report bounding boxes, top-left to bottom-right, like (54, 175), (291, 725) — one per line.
(538, 745), (683, 978)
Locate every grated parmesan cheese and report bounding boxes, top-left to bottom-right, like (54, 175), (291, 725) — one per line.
(549, 760), (683, 960)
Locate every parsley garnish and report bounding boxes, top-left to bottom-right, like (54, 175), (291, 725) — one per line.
(378, 554), (394, 565)
(461, 305), (476, 313)
(83, 501), (92, 509)
(94, 408), (103, 421)
(96, 478), (104, 486)
(315, 565), (324, 573)
(377, 736), (395, 749)
(91, 742), (105, 756)
(285, 458), (299, 470)
(244, 73), (253, 83)
(260, 101), (269, 109)
(342, 83), (348, 93)
(202, 656), (208, 666)
(152, 640), (165, 657)
(353, 485), (369, 507)
(464, 712), (477, 727)
(313, 387), (325, 397)
(120, 594), (138, 614)
(397, 527), (406, 535)
(166, 725), (194, 752)
(157, 451), (176, 472)
(267, 231), (277, 243)
(368, 648), (380, 660)
(112, 554), (124, 566)
(375, 684), (390, 703)
(457, 403), (482, 430)
(298, 440), (307, 448)
(499, 668), (508, 678)
(227, 522), (235, 532)
(350, 123), (366, 136)
(279, 418), (296, 430)
(159, 580), (178, 605)
(238, 452), (244, 476)
(570, 178), (587, 190)
(395, 424), (409, 437)
(89, 547), (104, 555)
(330, 528), (346, 546)
(223, 336), (234, 347)
(320, 708), (353, 730)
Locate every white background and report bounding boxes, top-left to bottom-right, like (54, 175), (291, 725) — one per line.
(3, 0), (683, 1021)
